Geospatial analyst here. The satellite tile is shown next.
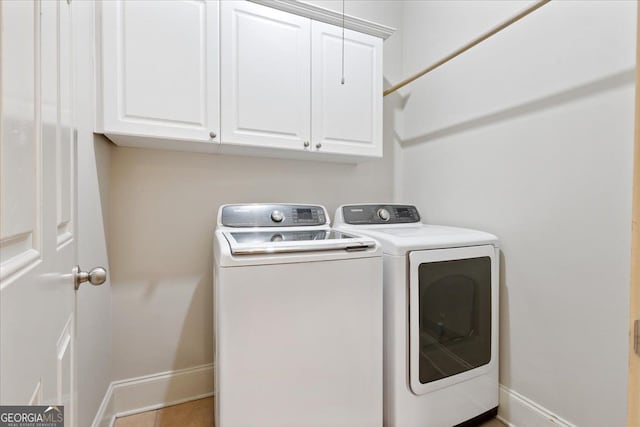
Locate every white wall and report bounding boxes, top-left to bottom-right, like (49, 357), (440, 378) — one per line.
(74, 2), (113, 426)
(108, 1), (404, 382)
(399, 1), (635, 426)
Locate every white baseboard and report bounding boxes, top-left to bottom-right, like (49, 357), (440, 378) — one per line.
(91, 363), (214, 427)
(498, 385), (576, 427)
(91, 370), (571, 427)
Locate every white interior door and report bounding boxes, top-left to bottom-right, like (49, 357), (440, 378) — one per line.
(1, 0), (78, 423)
(628, 5), (640, 424)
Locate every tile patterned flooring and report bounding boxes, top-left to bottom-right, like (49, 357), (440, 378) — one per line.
(113, 397), (505, 427)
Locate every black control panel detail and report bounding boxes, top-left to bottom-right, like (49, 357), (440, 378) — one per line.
(342, 204), (420, 225)
(221, 204), (327, 227)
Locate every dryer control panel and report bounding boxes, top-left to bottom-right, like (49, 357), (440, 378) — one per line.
(341, 204), (421, 225)
(221, 204), (328, 227)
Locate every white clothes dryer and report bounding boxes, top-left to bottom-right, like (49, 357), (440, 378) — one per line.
(214, 204), (383, 427)
(334, 204), (500, 427)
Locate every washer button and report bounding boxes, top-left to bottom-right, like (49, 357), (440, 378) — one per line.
(271, 210), (284, 223)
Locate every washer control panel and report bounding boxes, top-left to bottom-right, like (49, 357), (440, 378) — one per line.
(221, 204), (327, 227)
(342, 204), (420, 225)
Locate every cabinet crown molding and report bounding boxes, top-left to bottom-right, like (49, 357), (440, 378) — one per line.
(248, 0), (396, 40)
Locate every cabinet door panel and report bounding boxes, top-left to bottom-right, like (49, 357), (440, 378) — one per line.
(101, 0), (218, 142)
(312, 21), (382, 157)
(221, 1), (310, 150)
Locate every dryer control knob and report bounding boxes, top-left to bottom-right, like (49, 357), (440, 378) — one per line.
(271, 210), (284, 223)
(377, 208), (391, 221)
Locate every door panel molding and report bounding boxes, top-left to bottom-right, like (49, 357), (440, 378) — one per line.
(56, 314), (74, 426)
(0, 0), (42, 283)
(57, 0), (74, 249)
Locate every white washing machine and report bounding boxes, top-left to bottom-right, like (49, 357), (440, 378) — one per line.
(334, 204), (500, 427)
(214, 203), (383, 427)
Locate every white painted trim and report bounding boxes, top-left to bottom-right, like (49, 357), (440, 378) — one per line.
(91, 364), (214, 427)
(498, 385), (577, 427)
(248, 0), (396, 40)
(91, 381), (116, 427)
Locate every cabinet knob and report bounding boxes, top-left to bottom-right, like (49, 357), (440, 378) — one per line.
(315, 143), (322, 150)
(209, 131), (217, 139)
(303, 141), (310, 148)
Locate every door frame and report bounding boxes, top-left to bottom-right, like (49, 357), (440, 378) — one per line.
(407, 244), (499, 396)
(628, 2), (640, 425)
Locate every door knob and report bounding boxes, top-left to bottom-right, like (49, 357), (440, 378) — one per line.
(73, 265), (107, 290)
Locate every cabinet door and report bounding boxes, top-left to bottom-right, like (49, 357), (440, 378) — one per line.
(100, 0), (219, 142)
(311, 21), (382, 158)
(221, 1), (311, 151)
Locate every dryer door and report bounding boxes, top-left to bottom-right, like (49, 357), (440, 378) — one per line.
(408, 245), (498, 395)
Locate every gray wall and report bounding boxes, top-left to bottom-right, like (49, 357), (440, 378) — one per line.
(398, 1), (635, 425)
(108, 1), (404, 381)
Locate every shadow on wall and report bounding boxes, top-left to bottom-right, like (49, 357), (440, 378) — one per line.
(383, 76), (412, 111)
(94, 135), (115, 253)
(165, 268), (213, 404)
(498, 250), (511, 389)
(398, 68), (635, 147)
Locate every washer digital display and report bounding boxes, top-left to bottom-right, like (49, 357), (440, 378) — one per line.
(296, 208), (313, 220)
(396, 207), (411, 218)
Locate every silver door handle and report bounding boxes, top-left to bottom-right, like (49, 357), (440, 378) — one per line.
(73, 265), (107, 290)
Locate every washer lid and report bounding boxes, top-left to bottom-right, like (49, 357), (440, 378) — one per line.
(223, 230), (376, 255)
(335, 224), (498, 255)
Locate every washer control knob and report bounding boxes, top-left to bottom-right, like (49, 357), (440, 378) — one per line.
(377, 208), (391, 221)
(271, 210), (284, 223)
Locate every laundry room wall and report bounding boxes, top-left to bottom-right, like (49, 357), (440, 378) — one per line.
(398, 1), (635, 426)
(107, 0), (404, 390)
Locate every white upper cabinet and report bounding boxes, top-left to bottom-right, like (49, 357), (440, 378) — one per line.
(96, 0), (394, 161)
(220, 1), (311, 152)
(98, 0), (219, 147)
(311, 21), (382, 158)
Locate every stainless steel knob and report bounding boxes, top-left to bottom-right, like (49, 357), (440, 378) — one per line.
(209, 131), (217, 139)
(303, 141), (310, 148)
(377, 208), (390, 221)
(271, 210), (284, 223)
(73, 265), (107, 290)
(315, 143), (322, 150)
